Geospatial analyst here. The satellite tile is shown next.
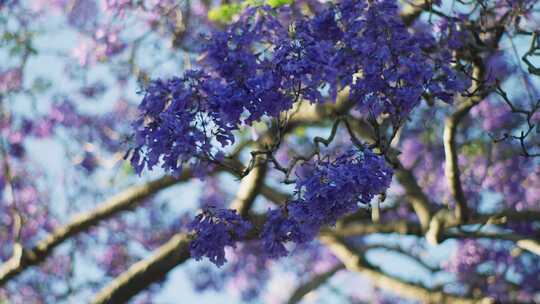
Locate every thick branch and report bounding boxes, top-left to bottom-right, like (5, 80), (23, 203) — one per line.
(259, 184), (289, 205)
(91, 233), (191, 304)
(394, 165), (432, 231)
(319, 233), (493, 304)
(332, 208), (540, 257)
(516, 239), (540, 256)
(91, 212), (268, 303)
(426, 206), (540, 245)
(362, 244), (441, 273)
(400, 0), (431, 26)
(92, 182), (539, 303)
(330, 220), (422, 237)
(443, 64), (485, 223)
(230, 155), (267, 217)
(470, 209), (540, 226)
(93, 157), (266, 302)
(286, 264), (345, 304)
(0, 171), (194, 287)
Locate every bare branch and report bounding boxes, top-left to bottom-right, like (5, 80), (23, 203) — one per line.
(91, 182), (540, 303)
(362, 244), (441, 273)
(93, 155), (267, 302)
(286, 264), (345, 304)
(400, 0), (431, 26)
(0, 171), (195, 286)
(394, 165), (433, 231)
(91, 233), (191, 304)
(329, 220), (423, 237)
(443, 63), (485, 223)
(90, 212), (269, 303)
(319, 233), (494, 304)
(230, 155), (267, 217)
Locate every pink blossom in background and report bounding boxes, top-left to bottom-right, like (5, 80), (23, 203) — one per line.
(72, 39), (95, 66)
(30, 0), (69, 13)
(0, 68), (22, 93)
(71, 28), (126, 66)
(102, 0), (133, 17)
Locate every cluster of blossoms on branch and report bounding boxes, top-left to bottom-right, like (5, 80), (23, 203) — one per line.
(130, 0), (468, 177)
(129, 0), (469, 267)
(187, 149), (392, 266)
(261, 149), (393, 258)
(181, 148), (394, 266)
(188, 208), (252, 266)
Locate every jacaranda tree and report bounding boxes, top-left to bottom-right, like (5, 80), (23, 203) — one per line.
(1, 0), (539, 302)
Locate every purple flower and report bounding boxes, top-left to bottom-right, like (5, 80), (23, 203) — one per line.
(130, 0), (468, 176)
(260, 208), (304, 258)
(260, 149), (393, 258)
(67, 0), (98, 30)
(188, 208), (252, 267)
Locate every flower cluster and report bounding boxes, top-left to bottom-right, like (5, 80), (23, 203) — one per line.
(187, 208), (252, 267)
(130, 70), (236, 174)
(202, 7), (293, 124)
(445, 239), (540, 302)
(261, 149), (393, 258)
(260, 208), (303, 259)
(187, 149), (392, 263)
(341, 0), (466, 117)
(130, 0), (468, 176)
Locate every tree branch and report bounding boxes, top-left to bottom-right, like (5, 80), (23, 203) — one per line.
(90, 182), (539, 303)
(400, 0), (431, 26)
(443, 63), (486, 223)
(329, 220), (422, 237)
(92, 154), (267, 303)
(332, 208), (540, 257)
(319, 232), (494, 304)
(286, 264), (345, 304)
(91, 212), (269, 303)
(91, 233), (191, 304)
(394, 165), (433, 231)
(0, 171), (195, 287)
(230, 155), (267, 217)
(361, 244), (441, 273)
(445, 231), (540, 256)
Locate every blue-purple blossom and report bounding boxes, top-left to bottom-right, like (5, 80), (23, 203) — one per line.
(260, 208), (306, 258)
(261, 149), (393, 258)
(338, 0), (467, 118)
(288, 149), (393, 235)
(130, 0), (468, 176)
(130, 71), (235, 175)
(188, 208), (252, 267)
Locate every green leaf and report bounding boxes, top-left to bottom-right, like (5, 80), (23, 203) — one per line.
(122, 160), (135, 176)
(294, 126), (306, 137)
(208, 3), (242, 24)
(207, 0), (293, 24)
(266, 0), (293, 8)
